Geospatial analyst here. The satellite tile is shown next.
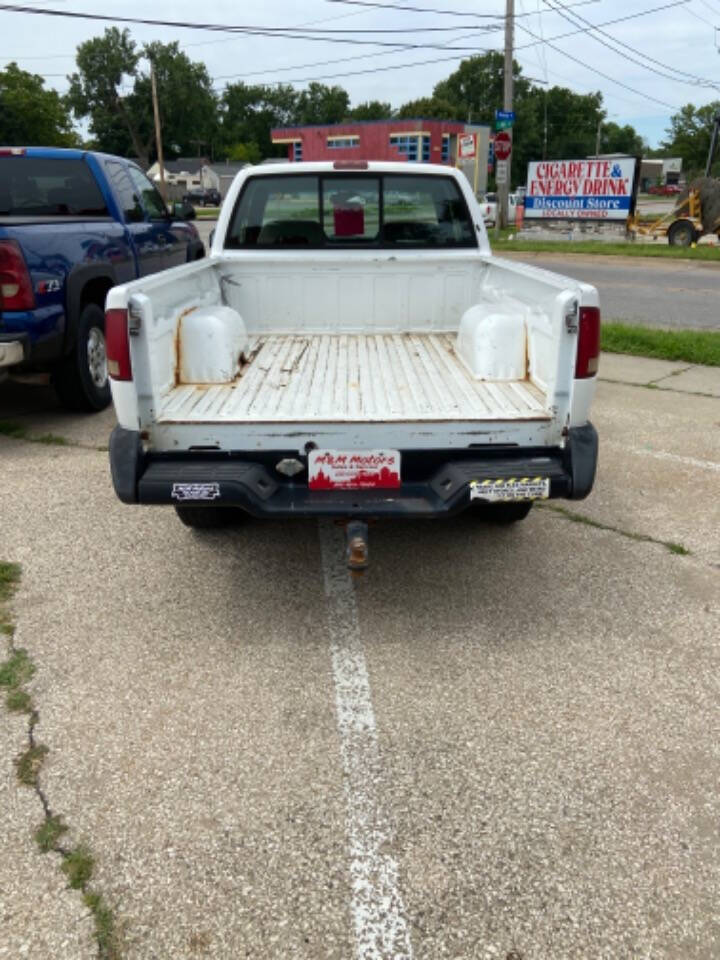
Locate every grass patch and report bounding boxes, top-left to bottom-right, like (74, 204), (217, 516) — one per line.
(84, 892), (122, 959)
(544, 504), (690, 556)
(493, 237), (720, 261)
(35, 814), (68, 852)
(0, 647), (35, 688)
(6, 688), (32, 712)
(15, 742), (49, 786)
(0, 561), (21, 603)
(602, 323), (720, 367)
(0, 420), (68, 446)
(61, 844), (94, 890)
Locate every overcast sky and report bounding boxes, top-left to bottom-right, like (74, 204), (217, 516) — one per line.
(2, 0), (719, 148)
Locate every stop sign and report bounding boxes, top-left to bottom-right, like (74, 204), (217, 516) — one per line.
(494, 131), (512, 160)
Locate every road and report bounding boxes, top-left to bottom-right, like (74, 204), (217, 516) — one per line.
(501, 251), (720, 331)
(1, 355), (718, 959)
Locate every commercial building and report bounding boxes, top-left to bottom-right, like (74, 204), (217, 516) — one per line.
(271, 119), (491, 194)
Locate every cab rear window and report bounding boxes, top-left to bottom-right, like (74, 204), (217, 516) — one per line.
(0, 157), (108, 217)
(225, 173), (477, 249)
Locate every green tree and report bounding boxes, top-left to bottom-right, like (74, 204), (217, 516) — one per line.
(295, 83), (349, 124)
(129, 41), (217, 160)
(0, 63), (76, 145)
(433, 52), (531, 125)
(601, 121), (645, 156)
(395, 96), (457, 120)
(225, 141), (262, 165)
(220, 83), (298, 158)
(662, 102), (720, 177)
(67, 28), (145, 162)
(348, 100), (394, 121)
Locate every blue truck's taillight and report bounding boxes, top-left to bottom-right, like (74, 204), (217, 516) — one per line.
(0, 240), (35, 311)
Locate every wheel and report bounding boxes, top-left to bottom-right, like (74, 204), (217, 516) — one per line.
(53, 302), (111, 411)
(474, 501), (534, 523)
(174, 505), (245, 529)
(667, 220), (696, 247)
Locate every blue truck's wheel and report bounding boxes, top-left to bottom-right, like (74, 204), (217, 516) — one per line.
(54, 303), (112, 412)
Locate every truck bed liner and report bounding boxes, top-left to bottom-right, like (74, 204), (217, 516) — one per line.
(157, 333), (549, 424)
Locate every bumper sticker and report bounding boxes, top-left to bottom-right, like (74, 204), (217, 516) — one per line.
(171, 482), (221, 501)
(470, 477), (550, 502)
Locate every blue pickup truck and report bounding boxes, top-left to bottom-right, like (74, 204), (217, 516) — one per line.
(0, 147), (204, 410)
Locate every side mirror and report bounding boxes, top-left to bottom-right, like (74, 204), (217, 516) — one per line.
(173, 201), (196, 221)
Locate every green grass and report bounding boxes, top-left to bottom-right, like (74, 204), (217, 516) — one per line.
(602, 323), (720, 367)
(0, 647), (35, 688)
(0, 421), (69, 445)
(492, 236), (720, 260)
(15, 743), (49, 786)
(61, 845), (94, 890)
(6, 688), (32, 712)
(544, 504), (690, 556)
(35, 814), (68, 853)
(0, 561), (21, 603)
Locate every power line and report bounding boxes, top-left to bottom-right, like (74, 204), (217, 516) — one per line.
(322, 0), (600, 19)
(514, 17), (681, 109)
(545, 0), (718, 89)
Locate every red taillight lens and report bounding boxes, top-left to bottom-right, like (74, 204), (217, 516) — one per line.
(575, 306), (600, 378)
(105, 308), (132, 380)
(0, 240), (35, 311)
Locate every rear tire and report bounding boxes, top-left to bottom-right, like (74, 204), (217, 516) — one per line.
(174, 505), (245, 529)
(475, 501), (534, 523)
(53, 302), (111, 412)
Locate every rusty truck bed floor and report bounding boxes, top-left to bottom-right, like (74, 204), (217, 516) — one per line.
(157, 333), (549, 424)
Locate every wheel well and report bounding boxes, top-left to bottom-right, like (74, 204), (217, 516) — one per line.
(80, 276), (114, 312)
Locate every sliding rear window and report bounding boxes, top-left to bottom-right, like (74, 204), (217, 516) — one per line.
(0, 157), (108, 217)
(225, 173), (476, 249)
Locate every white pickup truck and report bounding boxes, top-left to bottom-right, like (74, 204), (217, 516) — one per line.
(107, 161), (599, 566)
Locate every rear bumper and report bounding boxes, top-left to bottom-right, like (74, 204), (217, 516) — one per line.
(110, 424), (598, 518)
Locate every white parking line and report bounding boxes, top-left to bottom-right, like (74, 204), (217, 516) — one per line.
(319, 521), (413, 960)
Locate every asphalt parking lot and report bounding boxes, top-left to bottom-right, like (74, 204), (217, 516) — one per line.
(1, 351), (718, 959)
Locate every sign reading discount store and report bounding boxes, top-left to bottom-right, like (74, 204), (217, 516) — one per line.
(524, 157), (638, 221)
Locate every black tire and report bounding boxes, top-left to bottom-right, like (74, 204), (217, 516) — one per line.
(667, 220), (696, 247)
(474, 501), (534, 523)
(53, 302), (111, 412)
(174, 505), (245, 529)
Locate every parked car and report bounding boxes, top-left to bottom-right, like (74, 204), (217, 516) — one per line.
(647, 184), (681, 196)
(182, 187), (221, 207)
(479, 191), (522, 226)
(0, 147), (204, 410)
(106, 161), (599, 564)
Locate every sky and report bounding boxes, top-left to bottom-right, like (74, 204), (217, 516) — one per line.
(1, 0), (719, 148)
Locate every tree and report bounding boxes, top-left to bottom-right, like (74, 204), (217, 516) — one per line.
(129, 42), (217, 160)
(348, 100), (394, 121)
(67, 28), (145, 162)
(295, 83), (349, 125)
(395, 96), (457, 120)
(225, 142), (262, 165)
(433, 52), (531, 125)
(662, 102), (720, 177)
(0, 62), (76, 146)
(601, 122), (644, 157)
(220, 83), (298, 158)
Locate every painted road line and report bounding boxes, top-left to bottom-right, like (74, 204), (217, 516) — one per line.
(319, 521), (413, 960)
(604, 441), (720, 474)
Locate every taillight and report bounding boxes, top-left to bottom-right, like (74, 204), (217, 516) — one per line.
(0, 240), (35, 311)
(105, 308), (132, 380)
(575, 306), (600, 378)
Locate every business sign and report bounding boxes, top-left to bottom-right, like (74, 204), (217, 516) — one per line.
(495, 109), (515, 130)
(458, 133), (476, 158)
(494, 131), (512, 161)
(524, 158), (637, 220)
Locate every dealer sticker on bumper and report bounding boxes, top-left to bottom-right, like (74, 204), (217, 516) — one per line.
(469, 477), (550, 502)
(309, 450), (400, 490)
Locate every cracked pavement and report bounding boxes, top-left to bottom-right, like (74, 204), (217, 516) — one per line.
(0, 353), (718, 959)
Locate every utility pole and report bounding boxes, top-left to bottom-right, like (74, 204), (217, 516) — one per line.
(150, 62), (167, 205)
(496, 0), (514, 233)
(595, 117), (603, 158)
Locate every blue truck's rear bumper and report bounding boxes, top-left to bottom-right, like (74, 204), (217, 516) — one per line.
(109, 424), (599, 518)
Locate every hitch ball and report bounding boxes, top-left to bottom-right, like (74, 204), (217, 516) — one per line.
(345, 520), (369, 572)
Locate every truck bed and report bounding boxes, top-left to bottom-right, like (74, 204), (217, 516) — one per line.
(157, 333), (549, 425)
